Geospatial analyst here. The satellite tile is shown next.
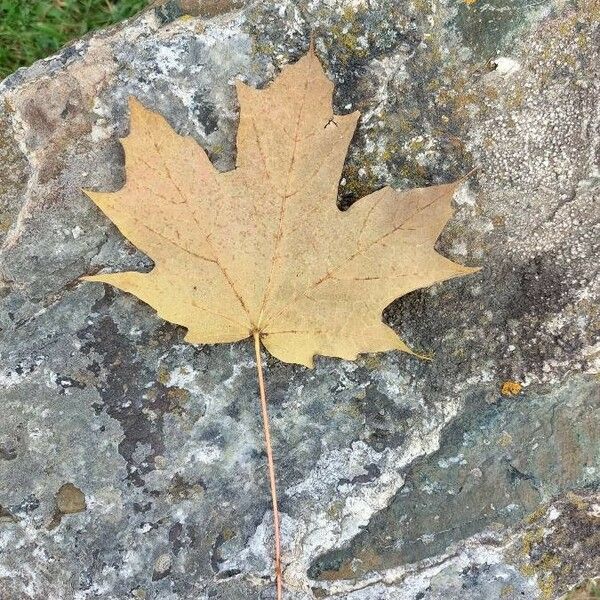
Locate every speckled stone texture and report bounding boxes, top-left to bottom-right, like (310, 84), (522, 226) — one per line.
(0, 1), (598, 599)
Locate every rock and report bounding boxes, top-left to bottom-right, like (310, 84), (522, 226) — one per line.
(565, 579), (600, 600)
(56, 483), (87, 515)
(505, 492), (600, 599)
(0, 0), (598, 599)
(0, 505), (19, 525)
(152, 552), (173, 580)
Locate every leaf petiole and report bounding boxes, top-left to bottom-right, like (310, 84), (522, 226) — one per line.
(253, 331), (283, 599)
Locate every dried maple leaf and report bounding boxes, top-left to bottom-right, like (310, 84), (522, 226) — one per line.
(82, 46), (477, 598)
(84, 47), (476, 368)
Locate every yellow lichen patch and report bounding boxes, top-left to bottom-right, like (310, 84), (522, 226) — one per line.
(339, 162), (379, 201)
(341, 397), (365, 419)
(498, 431), (514, 448)
(325, 501), (342, 520)
(507, 87), (526, 110)
(522, 527), (545, 555)
(539, 573), (556, 600)
(325, 7), (369, 66)
(353, 389), (367, 401)
(536, 553), (560, 571)
(464, 0), (478, 5)
(566, 491), (588, 510)
(500, 585), (515, 598)
(398, 161), (429, 182)
(359, 354), (383, 370)
(501, 380), (522, 396)
(0, 215), (11, 232)
(412, 0), (431, 13)
(409, 138), (426, 152)
(381, 142), (400, 162)
(526, 504), (549, 524)
(157, 368), (171, 385)
(166, 386), (191, 408)
(519, 563), (536, 577)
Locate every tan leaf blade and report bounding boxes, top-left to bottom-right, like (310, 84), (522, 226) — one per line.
(83, 47), (477, 367)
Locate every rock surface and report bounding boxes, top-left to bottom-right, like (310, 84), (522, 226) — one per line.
(0, 0), (598, 599)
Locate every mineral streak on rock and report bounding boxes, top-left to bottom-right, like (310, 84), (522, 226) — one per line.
(0, 0), (598, 599)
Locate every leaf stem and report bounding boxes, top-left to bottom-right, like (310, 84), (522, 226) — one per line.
(253, 331), (283, 600)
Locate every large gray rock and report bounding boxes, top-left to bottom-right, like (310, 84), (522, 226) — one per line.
(0, 0), (598, 598)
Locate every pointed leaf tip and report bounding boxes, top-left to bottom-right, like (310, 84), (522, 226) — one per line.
(127, 96), (145, 112)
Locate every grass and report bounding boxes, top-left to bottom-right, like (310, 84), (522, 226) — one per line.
(0, 0), (150, 79)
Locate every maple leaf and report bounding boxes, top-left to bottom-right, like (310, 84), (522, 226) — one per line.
(83, 47), (476, 368)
